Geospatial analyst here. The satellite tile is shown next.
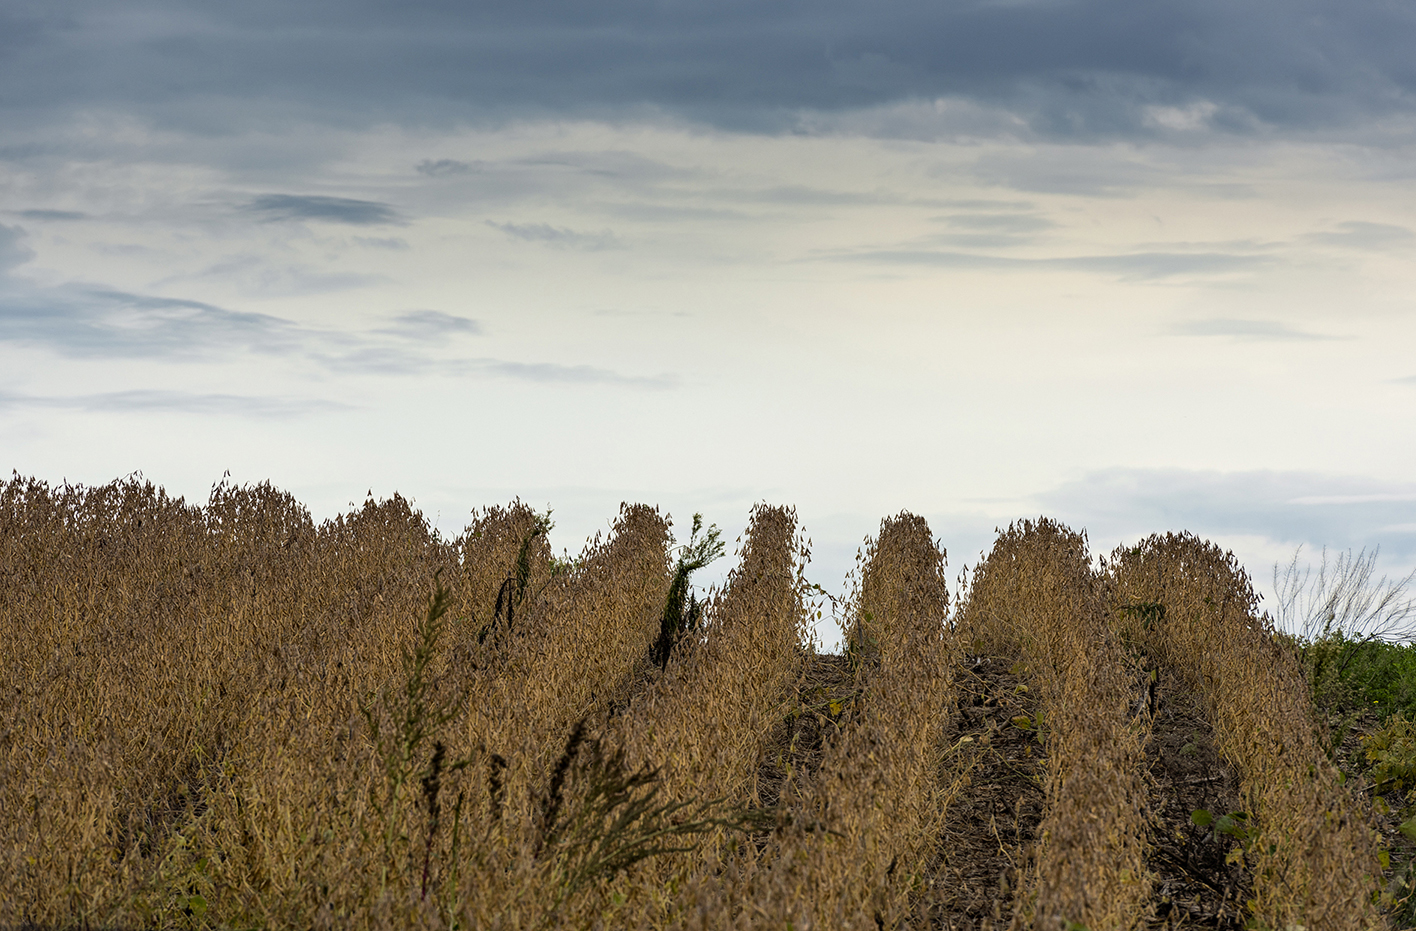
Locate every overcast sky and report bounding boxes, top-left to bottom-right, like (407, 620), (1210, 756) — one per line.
(4, 0), (1415, 644)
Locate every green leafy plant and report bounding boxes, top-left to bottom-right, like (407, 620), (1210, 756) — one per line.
(1190, 809), (1257, 868)
(1191, 808), (1254, 845)
(1363, 714), (1416, 794)
(652, 513), (724, 669)
(1119, 600), (1166, 629)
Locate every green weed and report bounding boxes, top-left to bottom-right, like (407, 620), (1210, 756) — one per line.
(652, 513), (724, 669)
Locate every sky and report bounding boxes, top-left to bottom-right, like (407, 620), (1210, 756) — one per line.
(3, 0), (1416, 645)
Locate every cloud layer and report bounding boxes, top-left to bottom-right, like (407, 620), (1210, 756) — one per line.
(1038, 468), (1416, 565)
(4, 0), (1416, 140)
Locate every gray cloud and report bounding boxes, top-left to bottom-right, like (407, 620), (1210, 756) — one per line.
(0, 389), (352, 418)
(0, 224), (35, 270)
(245, 194), (403, 226)
(1173, 318), (1339, 340)
(354, 236), (409, 250)
(487, 220), (619, 250)
(3, 0), (1414, 143)
(416, 158), (480, 176)
(152, 252), (388, 297)
(1036, 467), (1416, 567)
(0, 262), (670, 388)
(445, 358), (677, 389)
(1304, 221), (1416, 250)
(375, 310), (482, 341)
(0, 286), (302, 359)
(941, 213), (1056, 233)
(16, 209), (87, 221)
(924, 233), (1041, 250)
(709, 184), (925, 208)
(833, 248), (1270, 280)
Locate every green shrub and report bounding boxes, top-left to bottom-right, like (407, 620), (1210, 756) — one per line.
(1364, 714), (1416, 795)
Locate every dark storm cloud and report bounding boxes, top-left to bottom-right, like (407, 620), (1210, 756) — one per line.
(1173, 318), (1339, 340)
(0, 389), (352, 418)
(244, 195), (403, 226)
(3, 0), (1415, 140)
(1036, 467), (1416, 567)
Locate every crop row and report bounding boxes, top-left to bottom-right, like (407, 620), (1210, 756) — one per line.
(0, 475), (1389, 929)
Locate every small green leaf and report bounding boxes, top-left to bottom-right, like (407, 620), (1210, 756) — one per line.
(1399, 817), (1416, 842)
(1191, 809), (1213, 828)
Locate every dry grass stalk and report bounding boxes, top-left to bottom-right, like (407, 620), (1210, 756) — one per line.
(960, 519), (1152, 931)
(1109, 533), (1385, 931)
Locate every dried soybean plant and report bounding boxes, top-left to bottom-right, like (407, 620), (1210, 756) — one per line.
(601, 504), (814, 927)
(752, 511), (958, 930)
(0, 475), (542, 928)
(453, 503), (677, 926)
(1110, 533), (1385, 931)
(960, 519), (1153, 931)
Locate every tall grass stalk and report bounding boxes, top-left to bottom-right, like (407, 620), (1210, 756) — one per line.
(1275, 545), (1416, 645)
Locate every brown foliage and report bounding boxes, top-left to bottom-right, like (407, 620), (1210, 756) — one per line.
(961, 519), (1153, 931)
(1110, 533), (1385, 931)
(0, 475), (1393, 930)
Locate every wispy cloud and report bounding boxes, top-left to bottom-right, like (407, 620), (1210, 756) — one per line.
(375, 310), (482, 341)
(939, 213), (1056, 233)
(1303, 221), (1415, 251)
(354, 236), (409, 250)
(0, 224), (35, 270)
(830, 248), (1270, 280)
(487, 220), (619, 250)
(445, 358), (677, 388)
(1173, 318), (1339, 341)
(245, 194), (403, 226)
(0, 260), (670, 388)
(16, 209), (87, 221)
(416, 159), (480, 176)
(157, 253), (388, 297)
(0, 389), (352, 418)
(0, 286), (302, 359)
(1036, 467), (1416, 565)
